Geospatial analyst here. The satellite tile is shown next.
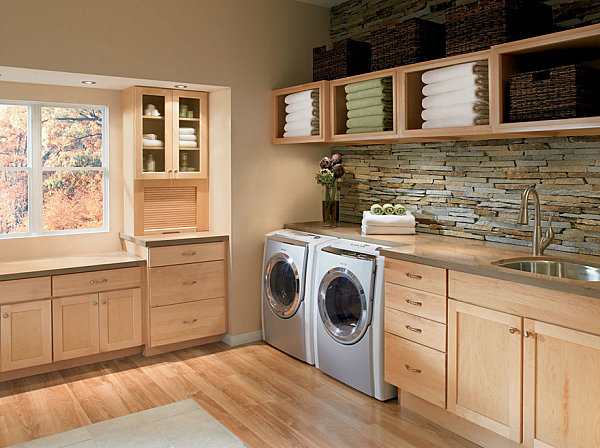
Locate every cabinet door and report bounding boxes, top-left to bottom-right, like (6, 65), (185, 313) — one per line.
(99, 288), (142, 352)
(523, 319), (600, 448)
(447, 300), (523, 443)
(172, 90), (208, 179)
(53, 294), (99, 361)
(0, 300), (52, 371)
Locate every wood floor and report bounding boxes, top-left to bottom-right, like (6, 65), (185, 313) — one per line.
(0, 341), (477, 448)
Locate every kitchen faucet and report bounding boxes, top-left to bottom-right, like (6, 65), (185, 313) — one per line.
(517, 185), (554, 256)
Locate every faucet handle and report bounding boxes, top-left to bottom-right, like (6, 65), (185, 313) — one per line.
(542, 214), (555, 252)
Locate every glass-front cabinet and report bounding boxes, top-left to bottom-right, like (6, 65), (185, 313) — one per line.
(128, 86), (208, 180)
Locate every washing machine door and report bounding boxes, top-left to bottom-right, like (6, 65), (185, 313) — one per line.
(264, 252), (302, 318)
(318, 257), (374, 345)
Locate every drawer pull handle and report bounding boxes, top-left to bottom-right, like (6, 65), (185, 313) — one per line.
(405, 273), (422, 280)
(2, 313), (8, 318)
(90, 279), (108, 285)
(509, 327), (520, 335)
(181, 251), (197, 256)
(183, 280), (198, 286)
(405, 299), (423, 307)
(405, 325), (422, 334)
(405, 364), (422, 374)
(183, 318), (199, 324)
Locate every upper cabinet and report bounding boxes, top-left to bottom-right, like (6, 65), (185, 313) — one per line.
(123, 86), (208, 180)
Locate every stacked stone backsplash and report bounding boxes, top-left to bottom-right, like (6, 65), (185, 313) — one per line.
(335, 136), (600, 255)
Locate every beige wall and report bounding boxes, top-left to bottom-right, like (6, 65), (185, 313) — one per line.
(0, 0), (331, 336)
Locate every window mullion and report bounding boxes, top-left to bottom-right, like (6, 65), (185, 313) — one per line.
(30, 104), (43, 235)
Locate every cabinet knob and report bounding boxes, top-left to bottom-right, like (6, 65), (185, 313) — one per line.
(509, 327), (520, 334)
(174, 169), (179, 173)
(405, 364), (422, 374)
(183, 280), (198, 286)
(524, 330), (534, 338)
(92, 301), (98, 306)
(2, 313), (8, 318)
(101, 300), (107, 305)
(168, 169), (173, 173)
(90, 279), (108, 285)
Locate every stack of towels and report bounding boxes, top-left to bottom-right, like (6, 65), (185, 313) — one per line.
(362, 203), (415, 235)
(420, 61), (489, 129)
(179, 127), (197, 148)
(345, 78), (393, 134)
(283, 90), (319, 138)
(142, 133), (163, 147)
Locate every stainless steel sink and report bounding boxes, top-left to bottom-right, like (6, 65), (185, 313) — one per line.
(492, 257), (600, 282)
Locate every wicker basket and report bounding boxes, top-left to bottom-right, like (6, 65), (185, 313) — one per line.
(509, 65), (600, 122)
(370, 18), (445, 71)
(446, 0), (553, 56)
(313, 39), (371, 81)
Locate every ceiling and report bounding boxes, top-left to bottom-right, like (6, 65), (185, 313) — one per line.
(295, 0), (346, 8)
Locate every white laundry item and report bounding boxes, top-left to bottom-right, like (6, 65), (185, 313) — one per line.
(284, 89), (315, 105)
(422, 87), (488, 109)
(286, 99), (318, 114)
(179, 140), (198, 148)
(422, 114), (489, 129)
(421, 61), (488, 84)
(142, 133), (157, 140)
(421, 102), (489, 121)
(283, 128), (318, 138)
(361, 224), (416, 235)
(362, 211), (415, 228)
(179, 127), (196, 135)
(142, 139), (164, 147)
(284, 119), (318, 132)
(422, 74), (488, 96)
(179, 134), (197, 141)
(286, 108), (318, 123)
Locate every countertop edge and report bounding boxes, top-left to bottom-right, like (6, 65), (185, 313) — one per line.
(119, 232), (229, 247)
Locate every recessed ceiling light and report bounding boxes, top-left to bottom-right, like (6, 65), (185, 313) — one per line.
(81, 80), (96, 85)
(175, 84), (187, 89)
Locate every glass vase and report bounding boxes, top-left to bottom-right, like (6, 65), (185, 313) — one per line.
(322, 183), (340, 227)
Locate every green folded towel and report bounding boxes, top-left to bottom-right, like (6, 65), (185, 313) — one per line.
(347, 105), (393, 119)
(383, 203), (395, 215)
(345, 78), (392, 94)
(346, 126), (386, 134)
(347, 114), (392, 129)
(370, 204), (384, 215)
(347, 97), (393, 111)
(346, 87), (392, 101)
(393, 204), (406, 216)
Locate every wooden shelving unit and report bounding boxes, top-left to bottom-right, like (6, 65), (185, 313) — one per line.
(272, 23), (600, 145)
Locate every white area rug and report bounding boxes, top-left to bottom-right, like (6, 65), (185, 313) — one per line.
(10, 399), (247, 448)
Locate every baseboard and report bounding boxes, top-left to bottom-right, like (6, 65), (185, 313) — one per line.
(221, 330), (263, 347)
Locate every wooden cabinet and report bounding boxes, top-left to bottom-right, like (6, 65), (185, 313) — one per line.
(99, 289), (142, 352)
(0, 300), (52, 372)
(447, 299), (523, 443)
(523, 320), (600, 448)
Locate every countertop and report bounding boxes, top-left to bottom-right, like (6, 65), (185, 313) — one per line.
(285, 221), (600, 300)
(120, 231), (229, 247)
(0, 251), (145, 281)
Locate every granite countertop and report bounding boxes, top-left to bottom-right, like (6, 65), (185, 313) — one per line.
(120, 231), (229, 247)
(285, 221), (600, 300)
(0, 251), (145, 281)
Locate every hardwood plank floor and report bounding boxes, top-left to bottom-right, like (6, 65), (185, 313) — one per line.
(0, 342), (477, 448)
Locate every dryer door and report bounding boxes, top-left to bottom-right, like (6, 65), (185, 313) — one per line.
(265, 252), (302, 318)
(318, 264), (373, 345)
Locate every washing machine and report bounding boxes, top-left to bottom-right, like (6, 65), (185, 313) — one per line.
(313, 239), (397, 401)
(262, 229), (336, 364)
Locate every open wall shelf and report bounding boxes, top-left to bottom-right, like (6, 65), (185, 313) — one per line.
(271, 23), (600, 145)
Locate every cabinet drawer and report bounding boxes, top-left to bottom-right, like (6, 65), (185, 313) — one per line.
(150, 261), (225, 307)
(384, 332), (446, 408)
(385, 307), (446, 352)
(150, 297), (226, 347)
(385, 258), (446, 295)
(148, 242), (225, 267)
(53, 267), (142, 296)
(0, 277), (51, 305)
(386, 282), (446, 324)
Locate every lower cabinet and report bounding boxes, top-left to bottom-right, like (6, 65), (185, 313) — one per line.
(447, 299), (523, 444)
(54, 288), (142, 361)
(0, 300), (53, 371)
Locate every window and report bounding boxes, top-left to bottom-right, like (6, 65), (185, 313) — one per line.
(0, 101), (108, 237)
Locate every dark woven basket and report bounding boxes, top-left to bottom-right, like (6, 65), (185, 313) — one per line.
(313, 39), (371, 81)
(371, 18), (445, 71)
(446, 0), (553, 56)
(509, 65), (600, 122)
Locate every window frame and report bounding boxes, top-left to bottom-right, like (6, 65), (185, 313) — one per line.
(0, 99), (109, 238)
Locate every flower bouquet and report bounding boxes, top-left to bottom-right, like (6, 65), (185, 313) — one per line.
(316, 154), (345, 226)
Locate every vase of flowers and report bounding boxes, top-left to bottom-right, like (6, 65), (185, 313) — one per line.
(316, 153), (344, 227)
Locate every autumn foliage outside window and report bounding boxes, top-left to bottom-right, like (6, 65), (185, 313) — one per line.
(0, 102), (107, 236)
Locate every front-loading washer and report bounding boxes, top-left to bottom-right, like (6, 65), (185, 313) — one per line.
(262, 229), (336, 364)
(313, 239), (396, 401)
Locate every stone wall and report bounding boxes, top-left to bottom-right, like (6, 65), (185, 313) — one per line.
(335, 136), (600, 255)
(331, 0), (600, 42)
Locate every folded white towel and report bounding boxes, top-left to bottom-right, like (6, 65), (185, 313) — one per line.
(362, 211), (415, 228)
(422, 74), (488, 96)
(284, 90), (314, 105)
(361, 224), (416, 235)
(179, 127), (196, 135)
(142, 139), (164, 147)
(286, 109), (318, 123)
(421, 102), (489, 121)
(142, 133), (157, 140)
(422, 62), (488, 84)
(422, 87), (488, 109)
(283, 128), (318, 138)
(179, 140), (198, 148)
(286, 100), (318, 114)
(179, 134), (197, 141)
(422, 115), (489, 129)
(284, 122), (318, 133)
